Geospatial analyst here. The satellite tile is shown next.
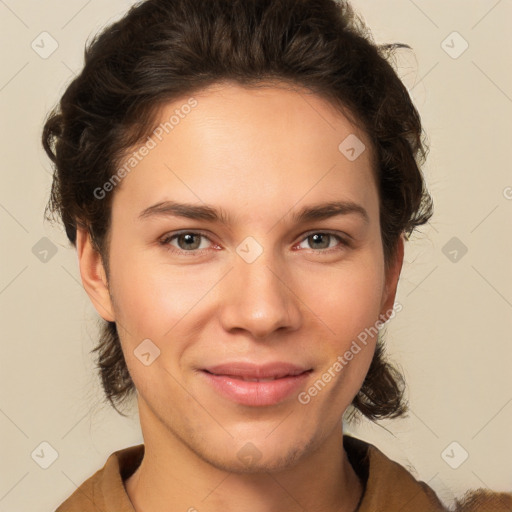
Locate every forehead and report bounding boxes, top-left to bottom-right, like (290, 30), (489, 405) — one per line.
(111, 81), (377, 222)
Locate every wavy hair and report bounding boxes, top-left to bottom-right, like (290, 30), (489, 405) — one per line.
(42, 0), (433, 420)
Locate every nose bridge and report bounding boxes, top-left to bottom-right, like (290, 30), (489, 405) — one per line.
(218, 244), (301, 338)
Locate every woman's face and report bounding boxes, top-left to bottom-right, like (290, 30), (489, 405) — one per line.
(79, 81), (403, 472)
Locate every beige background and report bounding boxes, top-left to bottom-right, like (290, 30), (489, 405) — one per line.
(1, 0), (511, 510)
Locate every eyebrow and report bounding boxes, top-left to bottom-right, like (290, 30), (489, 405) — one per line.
(138, 199), (369, 225)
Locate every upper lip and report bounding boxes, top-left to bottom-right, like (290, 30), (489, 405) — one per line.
(203, 362), (312, 379)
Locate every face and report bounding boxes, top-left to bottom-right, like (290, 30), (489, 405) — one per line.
(78, 81), (403, 473)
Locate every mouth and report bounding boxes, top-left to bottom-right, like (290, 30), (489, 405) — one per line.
(203, 361), (312, 379)
(205, 374), (292, 382)
(200, 362), (313, 406)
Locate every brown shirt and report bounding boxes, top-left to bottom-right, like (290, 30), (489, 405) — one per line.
(55, 434), (448, 511)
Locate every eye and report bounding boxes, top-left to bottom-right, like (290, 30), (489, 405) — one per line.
(160, 231), (215, 254)
(159, 230), (351, 256)
(296, 232), (350, 252)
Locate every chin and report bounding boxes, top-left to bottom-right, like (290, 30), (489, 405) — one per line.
(190, 430), (319, 475)
(205, 444), (310, 474)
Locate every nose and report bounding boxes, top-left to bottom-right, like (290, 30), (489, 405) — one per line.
(218, 253), (303, 339)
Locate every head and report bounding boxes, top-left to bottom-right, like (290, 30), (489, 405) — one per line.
(42, 0), (432, 470)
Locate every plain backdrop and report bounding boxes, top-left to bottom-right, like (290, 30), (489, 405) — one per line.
(0, 1), (511, 510)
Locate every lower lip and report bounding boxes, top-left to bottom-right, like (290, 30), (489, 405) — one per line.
(201, 370), (312, 406)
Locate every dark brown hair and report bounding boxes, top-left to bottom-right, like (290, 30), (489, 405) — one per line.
(42, 0), (433, 420)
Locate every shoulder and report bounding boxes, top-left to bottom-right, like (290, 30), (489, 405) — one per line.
(54, 444), (144, 512)
(452, 488), (512, 511)
(54, 465), (105, 512)
(344, 434), (448, 511)
(344, 434), (512, 512)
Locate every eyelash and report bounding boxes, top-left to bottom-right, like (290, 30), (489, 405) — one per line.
(159, 230), (351, 256)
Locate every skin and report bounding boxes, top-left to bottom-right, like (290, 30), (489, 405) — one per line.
(77, 81), (404, 512)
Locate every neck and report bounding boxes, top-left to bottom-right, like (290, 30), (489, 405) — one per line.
(125, 401), (363, 512)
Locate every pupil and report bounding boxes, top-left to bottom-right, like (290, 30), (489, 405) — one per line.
(177, 234), (330, 251)
(311, 233), (329, 249)
(180, 233), (199, 250)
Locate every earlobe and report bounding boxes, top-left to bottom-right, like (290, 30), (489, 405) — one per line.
(76, 227), (115, 322)
(380, 234), (405, 322)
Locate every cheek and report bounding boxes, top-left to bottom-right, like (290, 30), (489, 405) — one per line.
(110, 238), (386, 341)
(300, 263), (385, 412)
(107, 250), (227, 380)
(107, 257), (198, 397)
(110, 248), (207, 332)
(305, 255), (386, 342)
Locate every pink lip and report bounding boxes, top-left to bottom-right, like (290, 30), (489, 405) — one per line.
(201, 362), (312, 406)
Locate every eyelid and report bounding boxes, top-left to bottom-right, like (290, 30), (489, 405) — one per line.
(293, 230), (352, 252)
(159, 229), (352, 255)
(298, 229), (352, 243)
(159, 230), (218, 253)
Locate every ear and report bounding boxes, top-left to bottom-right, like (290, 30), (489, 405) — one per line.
(76, 227), (115, 322)
(379, 233), (404, 322)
